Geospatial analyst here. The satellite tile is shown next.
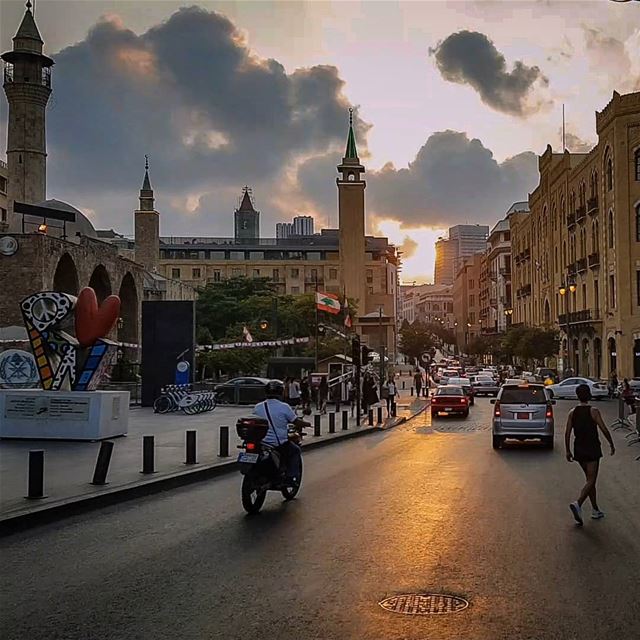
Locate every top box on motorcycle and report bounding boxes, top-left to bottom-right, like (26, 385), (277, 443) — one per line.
(236, 416), (269, 442)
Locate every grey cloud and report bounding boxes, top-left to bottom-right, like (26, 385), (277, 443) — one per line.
(563, 131), (594, 154)
(41, 6), (360, 232)
(430, 30), (549, 116)
(583, 26), (639, 92)
(297, 131), (539, 230)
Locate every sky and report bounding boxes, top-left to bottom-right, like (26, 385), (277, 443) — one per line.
(1, 0), (638, 282)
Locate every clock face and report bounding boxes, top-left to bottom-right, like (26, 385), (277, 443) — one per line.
(0, 236), (18, 256)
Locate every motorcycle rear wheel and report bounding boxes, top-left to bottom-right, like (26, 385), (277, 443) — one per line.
(281, 459), (303, 501)
(241, 476), (267, 514)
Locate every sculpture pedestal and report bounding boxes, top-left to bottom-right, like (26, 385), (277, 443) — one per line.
(0, 390), (129, 440)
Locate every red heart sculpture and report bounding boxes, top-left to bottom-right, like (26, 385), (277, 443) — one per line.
(74, 287), (121, 347)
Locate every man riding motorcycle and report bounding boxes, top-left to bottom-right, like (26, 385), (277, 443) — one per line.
(253, 380), (310, 486)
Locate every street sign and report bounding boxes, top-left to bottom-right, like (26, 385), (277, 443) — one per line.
(420, 352), (431, 365)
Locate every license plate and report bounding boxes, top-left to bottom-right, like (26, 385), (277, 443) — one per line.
(445, 407), (452, 412)
(238, 452), (259, 464)
(517, 412), (529, 420)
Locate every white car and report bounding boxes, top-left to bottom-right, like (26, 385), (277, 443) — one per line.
(547, 377), (609, 400)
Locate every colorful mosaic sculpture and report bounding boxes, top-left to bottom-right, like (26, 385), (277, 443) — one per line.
(20, 288), (121, 391)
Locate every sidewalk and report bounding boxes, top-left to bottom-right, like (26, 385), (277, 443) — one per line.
(0, 386), (427, 528)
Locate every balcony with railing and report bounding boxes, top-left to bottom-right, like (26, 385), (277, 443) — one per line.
(557, 309), (601, 325)
(567, 212), (576, 228)
(2, 64), (51, 89)
(567, 262), (577, 277)
(499, 267), (511, 278)
(576, 257), (587, 273)
(576, 205), (587, 223)
(523, 248), (530, 260)
(588, 252), (600, 268)
(587, 196), (598, 215)
(489, 297), (498, 307)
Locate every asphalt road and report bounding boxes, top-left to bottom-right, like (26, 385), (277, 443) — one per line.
(1, 398), (639, 640)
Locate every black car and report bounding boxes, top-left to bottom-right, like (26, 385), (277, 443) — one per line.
(215, 377), (280, 405)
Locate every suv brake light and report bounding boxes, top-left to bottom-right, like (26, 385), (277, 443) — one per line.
(546, 406), (553, 419)
(494, 402), (501, 417)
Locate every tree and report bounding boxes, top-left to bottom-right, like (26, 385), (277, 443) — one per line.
(399, 321), (435, 362)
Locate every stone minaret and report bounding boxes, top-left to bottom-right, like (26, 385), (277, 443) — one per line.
(234, 186), (260, 239)
(337, 109), (366, 315)
(1, 2), (54, 230)
(134, 156), (160, 272)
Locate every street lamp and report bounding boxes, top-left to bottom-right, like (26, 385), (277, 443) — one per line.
(559, 279), (576, 373)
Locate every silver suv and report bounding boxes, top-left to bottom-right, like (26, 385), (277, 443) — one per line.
(491, 383), (554, 450)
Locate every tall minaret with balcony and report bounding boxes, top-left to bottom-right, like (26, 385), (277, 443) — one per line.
(134, 156), (160, 272)
(337, 108), (366, 315)
(1, 2), (54, 229)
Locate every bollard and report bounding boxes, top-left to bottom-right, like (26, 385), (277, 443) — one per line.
(342, 410), (348, 431)
(26, 450), (46, 499)
(185, 430), (197, 465)
(219, 426), (230, 457)
(402, 380), (406, 390)
(91, 441), (114, 485)
(618, 397), (625, 419)
(314, 414), (321, 437)
(368, 409), (374, 426)
(411, 386), (414, 396)
(377, 406), (383, 424)
(141, 436), (155, 474)
(329, 412), (336, 433)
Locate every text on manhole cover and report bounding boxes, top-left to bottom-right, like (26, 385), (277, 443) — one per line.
(379, 593), (469, 615)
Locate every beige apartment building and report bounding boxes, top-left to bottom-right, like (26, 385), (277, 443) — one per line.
(453, 253), (483, 349)
(512, 90), (640, 378)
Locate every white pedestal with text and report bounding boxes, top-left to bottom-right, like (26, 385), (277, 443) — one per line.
(0, 390), (129, 440)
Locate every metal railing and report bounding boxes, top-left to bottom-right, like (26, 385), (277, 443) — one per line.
(567, 212), (576, 228)
(587, 197), (598, 214)
(588, 252), (600, 268)
(576, 205), (587, 223)
(557, 309), (600, 325)
(576, 257), (587, 273)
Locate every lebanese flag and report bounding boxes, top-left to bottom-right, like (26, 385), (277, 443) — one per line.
(242, 326), (253, 343)
(343, 298), (352, 328)
(316, 291), (341, 314)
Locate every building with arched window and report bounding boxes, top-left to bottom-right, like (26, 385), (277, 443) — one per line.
(511, 90), (640, 378)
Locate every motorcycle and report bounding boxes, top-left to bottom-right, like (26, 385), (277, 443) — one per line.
(236, 416), (306, 514)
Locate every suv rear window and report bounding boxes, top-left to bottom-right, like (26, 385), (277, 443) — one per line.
(500, 386), (547, 404)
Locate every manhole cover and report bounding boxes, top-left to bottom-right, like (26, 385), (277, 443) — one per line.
(379, 593), (469, 615)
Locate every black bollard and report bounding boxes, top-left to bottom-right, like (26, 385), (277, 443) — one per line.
(185, 430), (197, 465)
(91, 441), (114, 485)
(329, 412), (336, 433)
(141, 436), (155, 474)
(411, 386), (414, 396)
(314, 413), (321, 437)
(219, 426), (230, 457)
(402, 380), (406, 390)
(368, 409), (374, 426)
(377, 406), (383, 424)
(342, 410), (349, 431)
(26, 450), (46, 499)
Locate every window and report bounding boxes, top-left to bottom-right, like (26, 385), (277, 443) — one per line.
(555, 247), (558, 270)
(582, 284), (586, 310)
(0, 176), (6, 193)
(368, 286), (374, 294)
(636, 204), (640, 242)
(230, 251), (244, 260)
(469, 312), (475, 324)
(210, 251), (225, 260)
(635, 149), (640, 182)
(329, 268), (338, 280)
(291, 286), (300, 294)
(306, 252), (321, 261)
(249, 252), (264, 260)
(606, 156), (613, 191)
(609, 274), (616, 308)
(0, 207), (6, 222)
(469, 279), (474, 289)
(608, 210), (614, 248)
(469, 295), (475, 307)
(290, 268), (299, 278)
(366, 269), (373, 283)
(213, 270), (221, 282)
(171, 268), (180, 279)
(592, 219), (599, 253)
(192, 268), (201, 279)
(231, 268), (242, 277)
(273, 268), (280, 281)
(504, 231), (511, 241)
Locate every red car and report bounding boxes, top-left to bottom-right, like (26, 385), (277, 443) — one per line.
(431, 385), (469, 418)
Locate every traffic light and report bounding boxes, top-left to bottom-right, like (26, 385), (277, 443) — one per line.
(351, 336), (361, 366)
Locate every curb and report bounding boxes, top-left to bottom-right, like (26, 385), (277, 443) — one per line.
(0, 402), (428, 535)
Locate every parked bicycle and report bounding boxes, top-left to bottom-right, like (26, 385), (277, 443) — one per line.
(153, 385), (217, 415)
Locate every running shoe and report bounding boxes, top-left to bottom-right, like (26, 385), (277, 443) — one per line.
(591, 509), (605, 520)
(569, 501), (583, 525)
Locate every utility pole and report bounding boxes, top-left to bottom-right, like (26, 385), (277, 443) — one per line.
(314, 274), (319, 371)
(378, 306), (385, 394)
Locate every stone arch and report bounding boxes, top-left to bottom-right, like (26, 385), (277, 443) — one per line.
(88, 264), (112, 303)
(117, 272), (138, 345)
(52, 253), (79, 295)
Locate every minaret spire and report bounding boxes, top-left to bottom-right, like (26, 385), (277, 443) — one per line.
(139, 155), (154, 210)
(344, 108), (359, 161)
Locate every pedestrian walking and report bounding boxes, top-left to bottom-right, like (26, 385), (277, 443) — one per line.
(609, 370), (619, 399)
(288, 378), (301, 410)
(300, 375), (310, 412)
(413, 369), (423, 397)
(565, 383), (615, 525)
(318, 376), (329, 415)
(385, 375), (397, 416)
(621, 378), (636, 414)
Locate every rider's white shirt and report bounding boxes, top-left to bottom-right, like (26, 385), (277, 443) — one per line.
(254, 399), (296, 446)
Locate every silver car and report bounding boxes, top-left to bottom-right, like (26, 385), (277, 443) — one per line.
(491, 383), (555, 450)
(471, 375), (499, 397)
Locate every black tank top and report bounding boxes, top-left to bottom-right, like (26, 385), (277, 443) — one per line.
(572, 405), (601, 458)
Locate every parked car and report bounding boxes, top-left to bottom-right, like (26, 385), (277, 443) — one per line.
(431, 385), (469, 418)
(471, 375), (499, 397)
(491, 383), (555, 449)
(214, 377), (279, 404)
(447, 377), (475, 405)
(546, 377), (608, 400)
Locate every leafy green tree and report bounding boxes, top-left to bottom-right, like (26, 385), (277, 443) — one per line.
(400, 321), (435, 362)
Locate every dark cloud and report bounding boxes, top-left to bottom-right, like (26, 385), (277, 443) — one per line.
(430, 30), (549, 116)
(41, 6), (363, 232)
(297, 131), (539, 230)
